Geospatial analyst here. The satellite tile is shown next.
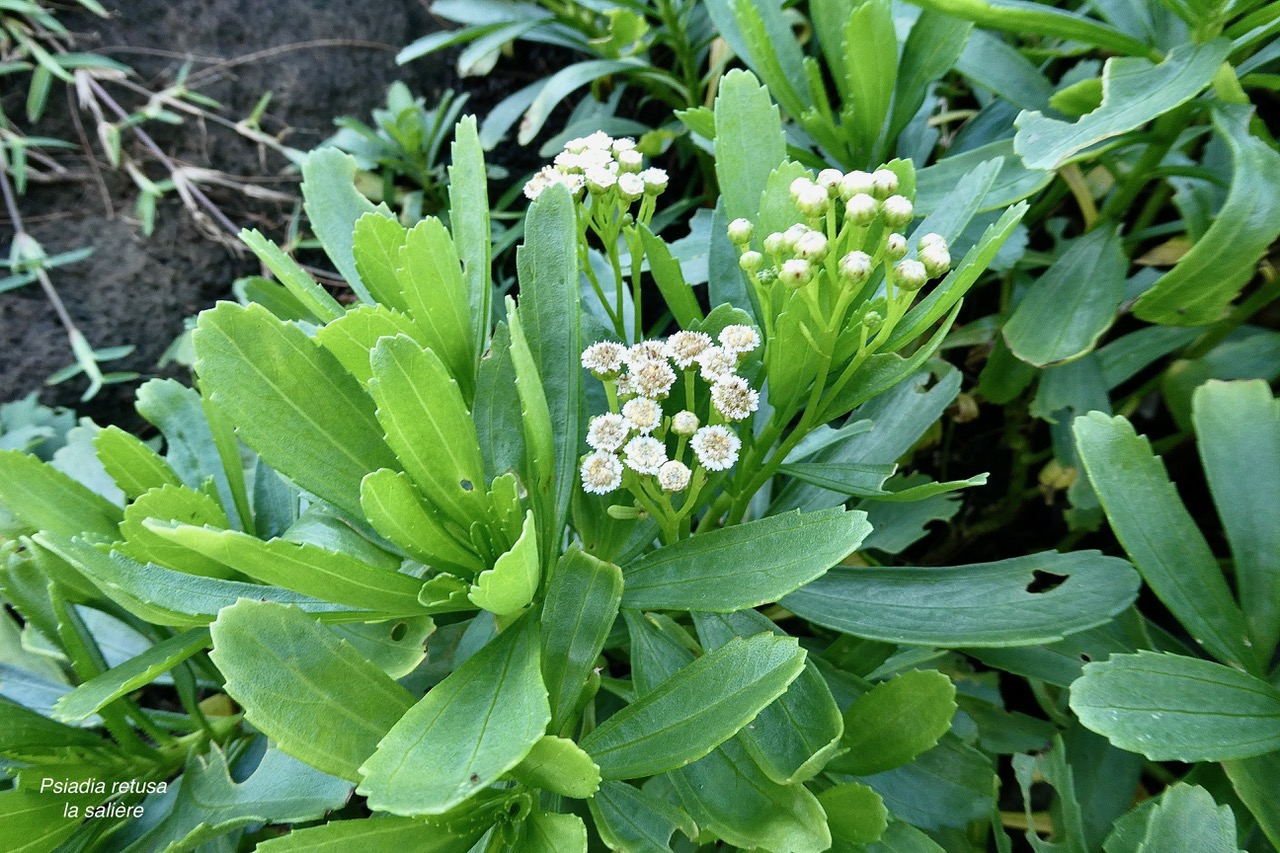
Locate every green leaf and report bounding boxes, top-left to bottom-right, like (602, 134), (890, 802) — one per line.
(621, 507), (871, 611)
(118, 484), (235, 579)
(1004, 226), (1127, 367)
(93, 425), (180, 500)
(193, 303), (398, 521)
(890, 11), (973, 140)
(589, 780), (694, 853)
(314, 303), (425, 386)
(240, 228), (344, 322)
(473, 323), (526, 484)
(369, 335), (487, 528)
(714, 69), (786, 222)
(209, 601), (414, 781)
(1133, 784), (1245, 853)
(541, 547), (623, 734)
(397, 217), (476, 395)
(639, 224), (704, 327)
(0, 787), (102, 853)
(351, 212), (410, 313)
(841, 0), (897, 161)
(514, 809), (588, 853)
(694, 610), (843, 784)
(861, 734), (995, 832)
(781, 462), (986, 502)
(782, 550), (1140, 647)
(448, 116), (493, 361)
(580, 634), (806, 779)
(1073, 412), (1257, 671)
(507, 735), (601, 798)
(516, 184), (581, 545)
(35, 532), (366, 627)
(469, 510), (539, 615)
(916, 142), (1049, 215)
(910, 0), (1155, 61)
(302, 147), (392, 304)
(1134, 105), (1280, 326)
(831, 670), (957, 776)
(1069, 651), (1280, 762)
(135, 377), (251, 531)
(255, 815), (484, 853)
(0, 449), (121, 540)
(360, 468), (484, 576)
(143, 522), (429, 615)
(1224, 752), (1280, 850)
(358, 615), (549, 815)
(506, 303), (555, 537)
(517, 59), (651, 144)
(669, 736), (831, 853)
(1010, 735), (1088, 853)
(708, 0), (812, 123)
(0, 696), (114, 757)
(126, 746), (353, 852)
(1014, 40), (1230, 170)
(53, 627), (209, 722)
(1191, 380), (1280, 656)
(818, 782), (889, 846)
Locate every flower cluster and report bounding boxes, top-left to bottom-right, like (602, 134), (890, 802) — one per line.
(728, 166), (952, 294)
(524, 130), (668, 202)
(579, 326), (761, 496)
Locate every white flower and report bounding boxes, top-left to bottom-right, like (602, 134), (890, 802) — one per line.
(658, 460), (692, 492)
(640, 167), (668, 194)
(582, 130), (614, 150)
(844, 193), (878, 226)
(616, 149), (643, 173)
(665, 330), (712, 368)
(696, 345), (737, 382)
(779, 258), (813, 288)
(581, 341), (625, 377)
(622, 397), (662, 434)
(727, 218), (754, 245)
(587, 413), (630, 452)
(611, 137), (637, 154)
(718, 325), (759, 354)
(711, 375), (760, 421)
(623, 436), (667, 475)
(839, 170), (874, 199)
(564, 136), (590, 154)
(581, 450), (623, 494)
(920, 243), (952, 277)
(671, 410), (699, 436)
(626, 340), (667, 365)
(630, 357), (677, 399)
(894, 259), (928, 291)
(881, 195), (914, 229)
(794, 231), (829, 261)
(838, 251), (872, 285)
(576, 148), (616, 173)
(615, 374), (636, 398)
(885, 232), (908, 261)
(690, 426), (741, 471)
(871, 168), (899, 198)
(585, 167), (617, 193)
(617, 172), (646, 202)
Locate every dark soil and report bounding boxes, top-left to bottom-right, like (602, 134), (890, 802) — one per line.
(0, 0), (564, 427)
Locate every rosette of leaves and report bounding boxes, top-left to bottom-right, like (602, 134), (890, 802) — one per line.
(0, 87), (1152, 850)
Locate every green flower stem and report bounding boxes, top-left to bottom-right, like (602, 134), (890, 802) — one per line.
(626, 225), (644, 339)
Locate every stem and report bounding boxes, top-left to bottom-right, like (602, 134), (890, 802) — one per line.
(1097, 105), (1195, 225)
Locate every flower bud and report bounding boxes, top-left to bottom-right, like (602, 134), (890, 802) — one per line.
(885, 232), (908, 261)
(918, 232), (948, 251)
(870, 168), (899, 198)
(616, 149), (643, 173)
(839, 170), (874, 199)
(881, 195), (914, 229)
(782, 224), (810, 250)
(817, 168), (844, 194)
(738, 250), (764, 272)
(671, 410), (699, 436)
(617, 172), (645, 202)
(585, 167), (617, 194)
(795, 184), (830, 216)
(862, 310), (883, 332)
(640, 168), (668, 194)
(894, 259), (928, 291)
(838, 251), (872, 286)
(793, 231), (829, 261)
(920, 244), (952, 278)
(844, 193), (878, 226)
(789, 177), (816, 200)
(728, 218), (754, 246)
(763, 231), (787, 256)
(778, 258), (813, 288)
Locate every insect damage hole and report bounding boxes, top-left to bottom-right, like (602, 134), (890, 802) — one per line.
(1025, 570), (1068, 594)
(460, 479), (474, 491)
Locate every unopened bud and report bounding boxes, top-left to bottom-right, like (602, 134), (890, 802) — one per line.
(862, 310), (883, 332)
(838, 251), (872, 285)
(616, 149), (643, 173)
(881, 195), (914, 229)
(839, 170), (874, 199)
(782, 224), (810, 250)
(796, 184), (830, 216)
(919, 232), (948, 251)
(763, 232), (787, 256)
(920, 244), (951, 278)
(739, 250), (764, 272)
(793, 231), (828, 261)
(789, 177), (817, 201)
(617, 172), (645, 202)
(885, 232), (908, 261)
(894, 259), (928, 291)
(870, 168), (899, 198)
(778, 258), (813, 288)
(728, 218), (754, 246)
(844, 193), (878, 226)
(817, 168), (843, 194)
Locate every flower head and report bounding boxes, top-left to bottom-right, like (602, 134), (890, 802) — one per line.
(844, 193), (878, 226)
(885, 232), (908, 261)
(671, 410), (699, 436)
(640, 168), (668, 194)
(618, 172), (646, 202)
(894, 259), (928, 291)
(779, 258), (813, 288)
(586, 413), (630, 452)
(581, 341), (625, 377)
(665, 330), (712, 368)
(581, 450), (623, 494)
(728, 218), (754, 245)
(621, 397), (662, 434)
(871, 168), (899, 198)
(718, 325), (760, 354)
(838, 251), (873, 286)
(696, 345), (737, 382)
(690, 425), (741, 471)
(623, 436), (667, 475)
(630, 358), (677, 399)
(658, 460), (692, 492)
(920, 243), (952, 278)
(839, 170), (874, 199)
(616, 149), (643, 173)
(881, 195), (914, 229)
(711, 375), (760, 421)
(626, 340), (667, 365)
